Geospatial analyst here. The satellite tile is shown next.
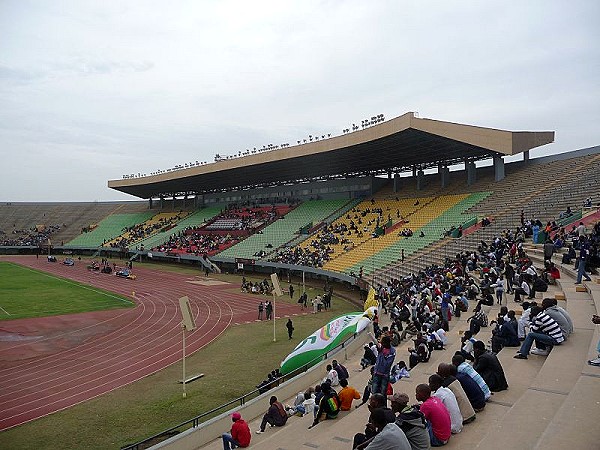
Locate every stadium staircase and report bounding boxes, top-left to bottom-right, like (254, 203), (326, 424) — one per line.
(216, 199), (349, 260)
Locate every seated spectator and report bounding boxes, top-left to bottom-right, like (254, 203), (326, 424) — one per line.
(352, 393), (396, 448)
(222, 412), (251, 450)
(473, 341), (508, 392)
(332, 359), (349, 383)
(490, 317), (520, 353)
(436, 363), (477, 423)
(312, 383), (341, 427)
(388, 393), (430, 450)
(416, 383), (451, 446)
(361, 344), (377, 370)
(338, 378), (361, 411)
(359, 408), (412, 450)
(451, 354), (491, 402)
(428, 374), (463, 434)
(324, 364), (340, 386)
(255, 396), (287, 434)
(514, 305), (564, 359)
(541, 297), (573, 339)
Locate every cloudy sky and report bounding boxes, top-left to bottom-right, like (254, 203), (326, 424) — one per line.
(1, 0), (599, 202)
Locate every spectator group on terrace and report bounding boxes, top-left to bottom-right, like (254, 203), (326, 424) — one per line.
(107, 212), (187, 249)
(234, 212), (598, 449)
(0, 224), (62, 246)
(272, 201), (410, 267)
(152, 205), (289, 256)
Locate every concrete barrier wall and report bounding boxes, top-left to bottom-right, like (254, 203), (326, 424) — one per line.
(152, 329), (371, 450)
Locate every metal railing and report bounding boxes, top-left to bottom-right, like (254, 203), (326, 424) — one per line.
(122, 330), (364, 450)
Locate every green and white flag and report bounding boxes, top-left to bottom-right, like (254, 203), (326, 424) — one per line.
(280, 308), (375, 375)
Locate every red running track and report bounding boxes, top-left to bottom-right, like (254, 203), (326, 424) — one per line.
(0, 256), (301, 431)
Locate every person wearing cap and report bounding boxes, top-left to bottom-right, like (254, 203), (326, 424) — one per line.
(352, 393), (395, 448)
(388, 393), (430, 450)
(222, 412), (251, 450)
(360, 408), (412, 450)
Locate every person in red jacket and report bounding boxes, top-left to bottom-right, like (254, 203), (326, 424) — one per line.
(222, 412), (251, 449)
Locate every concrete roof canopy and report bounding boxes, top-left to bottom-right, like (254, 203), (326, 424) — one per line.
(108, 112), (554, 199)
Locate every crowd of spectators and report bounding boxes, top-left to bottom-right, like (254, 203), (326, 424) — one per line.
(107, 212), (187, 249)
(229, 213), (596, 448)
(0, 224), (62, 246)
(152, 206), (289, 256)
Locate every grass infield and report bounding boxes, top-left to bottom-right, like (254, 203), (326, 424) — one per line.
(0, 268), (359, 449)
(0, 261), (134, 320)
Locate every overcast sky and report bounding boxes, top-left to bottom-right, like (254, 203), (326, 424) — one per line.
(1, 0), (599, 202)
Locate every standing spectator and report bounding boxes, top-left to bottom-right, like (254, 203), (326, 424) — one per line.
(372, 336), (396, 397)
(258, 302), (264, 320)
(575, 236), (592, 284)
(543, 239), (555, 262)
(222, 412), (251, 450)
(265, 301), (273, 320)
(286, 319), (294, 340)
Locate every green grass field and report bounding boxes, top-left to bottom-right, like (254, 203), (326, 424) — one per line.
(0, 261), (134, 320)
(0, 282), (358, 450)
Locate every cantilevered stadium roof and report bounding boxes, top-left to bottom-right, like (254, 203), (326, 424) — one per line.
(108, 112), (554, 199)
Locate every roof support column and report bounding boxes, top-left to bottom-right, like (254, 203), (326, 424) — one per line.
(148, 198), (153, 210)
(466, 161), (476, 186)
(159, 195), (164, 209)
(393, 173), (401, 193)
(440, 166), (450, 189)
(523, 150), (530, 162)
(494, 156), (505, 181)
(172, 194), (176, 211)
(417, 169), (424, 191)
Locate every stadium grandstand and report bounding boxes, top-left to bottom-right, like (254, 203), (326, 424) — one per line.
(3, 112), (600, 450)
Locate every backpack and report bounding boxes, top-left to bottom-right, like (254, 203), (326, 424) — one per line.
(533, 278), (548, 292)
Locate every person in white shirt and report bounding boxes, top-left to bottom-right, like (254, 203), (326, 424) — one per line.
(429, 374), (463, 434)
(514, 276), (531, 302)
(324, 364), (339, 386)
(518, 301), (533, 339)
